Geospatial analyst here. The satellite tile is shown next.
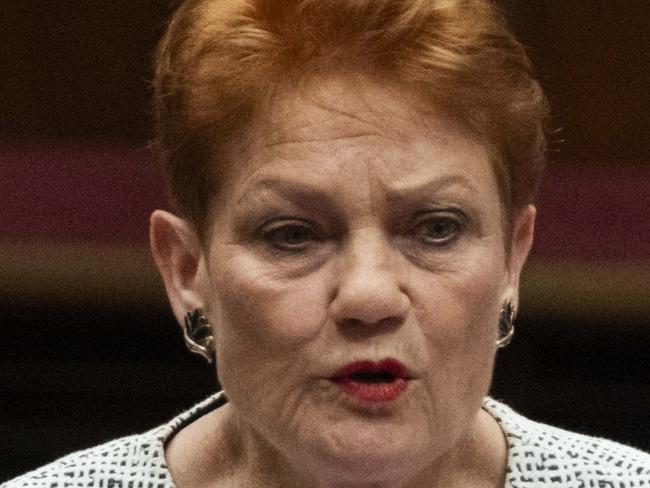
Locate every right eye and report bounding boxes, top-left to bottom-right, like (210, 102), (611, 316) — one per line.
(415, 214), (463, 247)
(262, 221), (318, 252)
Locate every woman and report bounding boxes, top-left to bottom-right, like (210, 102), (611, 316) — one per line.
(5, 0), (649, 487)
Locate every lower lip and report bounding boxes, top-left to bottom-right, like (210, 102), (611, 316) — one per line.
(334, 377), (408, 402)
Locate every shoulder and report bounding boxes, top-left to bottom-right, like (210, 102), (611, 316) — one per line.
(1, 429), (171, 488)
(2, 393), (227, 488)
(483, 398), (650, 488)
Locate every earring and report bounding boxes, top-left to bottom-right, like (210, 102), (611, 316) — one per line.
(182, 308), (214, 363)
(496, 300), (516, 348)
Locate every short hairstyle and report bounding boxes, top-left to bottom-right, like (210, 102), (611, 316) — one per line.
(153, 0), (549, 240)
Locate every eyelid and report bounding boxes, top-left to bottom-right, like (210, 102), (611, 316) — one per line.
(257, 216), (316, 232)
(411, 208), (468, 245)
(257, 218), (322, 255)
(413, 207), (467, 225)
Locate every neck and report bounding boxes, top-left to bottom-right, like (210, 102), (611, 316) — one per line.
(166, 403), (507, 488)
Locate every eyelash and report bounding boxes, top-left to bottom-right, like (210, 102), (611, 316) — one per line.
(411, 211), (466, 247)
(261, 219), (320, 253)
(259, 210), (467, 254)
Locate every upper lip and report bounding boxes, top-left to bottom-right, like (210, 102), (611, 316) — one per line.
(330, 358), (413, 381)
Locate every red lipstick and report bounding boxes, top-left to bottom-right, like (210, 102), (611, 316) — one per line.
(331, 359), (409, 402)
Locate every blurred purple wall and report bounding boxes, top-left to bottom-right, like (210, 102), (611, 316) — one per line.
(2, 143), (648, 262)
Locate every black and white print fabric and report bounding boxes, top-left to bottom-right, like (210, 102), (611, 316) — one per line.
(483, 399), (649, 487)
(3, 393), (649, 487)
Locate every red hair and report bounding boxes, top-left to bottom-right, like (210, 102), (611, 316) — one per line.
(154, 0), (549, 239)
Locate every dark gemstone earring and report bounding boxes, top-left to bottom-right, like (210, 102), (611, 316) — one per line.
(182, 308), (214, 363)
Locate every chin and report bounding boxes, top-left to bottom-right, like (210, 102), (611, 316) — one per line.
(308, 449), (426, 486)
(301, 419), (431, 481)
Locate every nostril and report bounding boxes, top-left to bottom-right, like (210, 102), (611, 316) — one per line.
(343, 318), (365, 327)
(329, 260), (409, 326)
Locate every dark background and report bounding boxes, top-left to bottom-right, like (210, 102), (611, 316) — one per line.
(1, 0), (649, 482)
(2, 1), (649, 159)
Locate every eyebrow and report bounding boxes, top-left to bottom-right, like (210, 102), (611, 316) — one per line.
(238, 174), (477, 206)
(382, 174), (478, 202)
(236, 178), (338, 209)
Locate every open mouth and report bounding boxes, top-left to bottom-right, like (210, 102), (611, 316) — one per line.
(348, 370), (397, 383)
(330, 359), (409, 402)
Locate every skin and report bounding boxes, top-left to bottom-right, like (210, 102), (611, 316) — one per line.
(151, 74), (536, 488)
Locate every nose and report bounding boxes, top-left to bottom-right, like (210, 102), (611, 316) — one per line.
(329, 229), (409, 328)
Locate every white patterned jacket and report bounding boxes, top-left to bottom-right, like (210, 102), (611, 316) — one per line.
(3, 393), (649, 488)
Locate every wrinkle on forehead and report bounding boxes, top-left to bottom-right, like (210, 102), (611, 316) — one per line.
(254, 74), (450, 151)
(218, 74), (490, 214)
(260, 132), (379, 148)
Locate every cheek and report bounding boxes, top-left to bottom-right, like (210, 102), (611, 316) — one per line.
(208, 250), (329, 371)
(420, 242), (505, 332)
(413, 244), (505, 389)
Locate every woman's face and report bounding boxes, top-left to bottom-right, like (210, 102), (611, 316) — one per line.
(197, 75), (531, 482)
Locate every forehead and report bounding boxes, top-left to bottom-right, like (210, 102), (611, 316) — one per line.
(221, 74), (498, 201)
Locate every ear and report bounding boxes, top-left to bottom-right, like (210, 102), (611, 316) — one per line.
(149, 210), (208, 327)
(503, 204), (536, 310)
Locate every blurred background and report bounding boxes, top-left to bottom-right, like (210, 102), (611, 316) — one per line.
(1, 0), (648, 481)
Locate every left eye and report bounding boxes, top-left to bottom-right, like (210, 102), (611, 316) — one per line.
(263, 222), (317, 251)
(415, 215), (463, 246)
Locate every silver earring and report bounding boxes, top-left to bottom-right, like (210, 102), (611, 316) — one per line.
(182, 308), (214, 363)
(496, 300), (516, 348)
